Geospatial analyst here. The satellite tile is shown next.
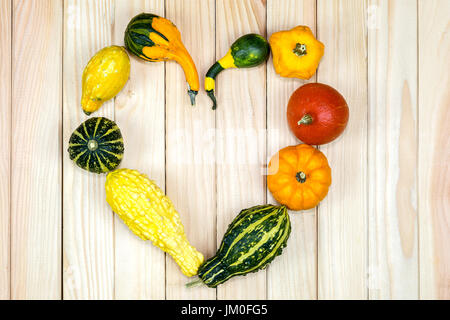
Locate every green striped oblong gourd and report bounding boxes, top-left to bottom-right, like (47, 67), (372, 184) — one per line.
(195, 204), (291, 288)
(68, 117), (124, 174)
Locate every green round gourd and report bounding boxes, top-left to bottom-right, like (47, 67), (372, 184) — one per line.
(68, 117), (124, 174)
(230, 33), (270, 68)
(205, 33), (270, 109)
(189, 204), (291, 288)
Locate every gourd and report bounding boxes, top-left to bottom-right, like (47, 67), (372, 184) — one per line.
(267, 144), (331, 211)
(81, 46), (130, 115)
(68, 117), (124, 174)
(124, 13), (200, 105)
(269, 25), (324, 80)
(105, 168), (204, 277)
(187, 205), (290, 288)
(205, 33), (270, 109)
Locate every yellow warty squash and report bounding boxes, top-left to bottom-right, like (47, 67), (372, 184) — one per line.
(105, 168), (204, 277)
(81, 45), (130, 115)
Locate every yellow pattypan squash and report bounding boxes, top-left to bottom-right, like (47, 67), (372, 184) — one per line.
(269, 26), (324, 80)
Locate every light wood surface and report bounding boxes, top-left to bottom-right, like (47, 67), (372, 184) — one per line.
(418, 0), (450, 300)
(1, 0), (449, 300)
(11, 0), (62, 299)
(317, 0), (368, 299)
(0, 0), (11, 300)
(368, 0), (418, 299)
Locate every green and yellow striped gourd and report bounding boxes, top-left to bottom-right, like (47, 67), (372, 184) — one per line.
(188, 204), (291, 288)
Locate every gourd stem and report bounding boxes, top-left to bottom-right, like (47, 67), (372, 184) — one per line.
(186, 278), (204, 289)
(207, 90), (217, 110)
(188, 90), (198, 106)
(293, 43), (307, 57)
(297, 114), (313, 126)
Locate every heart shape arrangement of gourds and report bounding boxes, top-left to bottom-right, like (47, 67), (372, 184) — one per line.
(68, 13), (349, 288)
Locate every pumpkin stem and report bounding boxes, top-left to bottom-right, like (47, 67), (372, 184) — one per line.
(297, 114), (313, 126)
(296, 171), (307, 183)
(293, 43), (307, 57)
(186, 277), (204, 289)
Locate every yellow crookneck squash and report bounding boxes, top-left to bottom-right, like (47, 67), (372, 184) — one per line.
(269, 25), (324, 80)
(81, 45), (130, 115)
(124, 13), (200, 105)
(267, 144), (331, 211)
(105, 168), (204, 277)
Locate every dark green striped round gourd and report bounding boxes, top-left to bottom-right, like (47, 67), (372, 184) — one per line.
(189, 205), (291, 288)
(68, 117), (124, 174)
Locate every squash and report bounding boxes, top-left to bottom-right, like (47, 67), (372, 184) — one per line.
(81, 46), (130, 115)
(267, 144), (331, 211)
(105, 168), (204, 277)
(187, 205), (290, 288)
(205, 33), (270, 109)
(68, 117), (124, 174)
(269, 25), (324, 79)
(124, 13), (199, 105)
(287, 83), (349, 145)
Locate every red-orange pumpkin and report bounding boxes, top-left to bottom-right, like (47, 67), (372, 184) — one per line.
(287, 83), (349, 145)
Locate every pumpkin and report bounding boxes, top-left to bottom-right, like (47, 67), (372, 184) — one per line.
(269, 25), (324, 79)
(267, 144), (331, 211)
(124, 13), (199, 105)
(105, 168), (204, 277)
(205, 33), (270, 109)
(187, 205), (290, 288)
(68, 117), (124, 174)
(81, 46), (130, 115)
(287, 83), (349, 145)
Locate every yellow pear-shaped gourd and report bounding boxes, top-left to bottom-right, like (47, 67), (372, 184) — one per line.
(105, 168), (204, 277)
(81, 45), (130, 115)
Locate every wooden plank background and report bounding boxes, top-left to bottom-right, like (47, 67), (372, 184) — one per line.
(0, 0), (449, 300)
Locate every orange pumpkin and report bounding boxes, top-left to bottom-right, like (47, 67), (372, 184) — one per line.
(267, 144), (331, 211)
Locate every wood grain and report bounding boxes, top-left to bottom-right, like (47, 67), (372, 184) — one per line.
(215, 0), (267, 300)
(266, 0), (317, 300)
(11, 0), (62, 299)
(418, 0), (450, 300)
(165, 0), (216, 299)
(367, 0), (418, 299)
(113, 0), (166, 300)
(317, 0), (368, 299)
(0, 0), (11, 300)
(63, 0), (115, 299)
